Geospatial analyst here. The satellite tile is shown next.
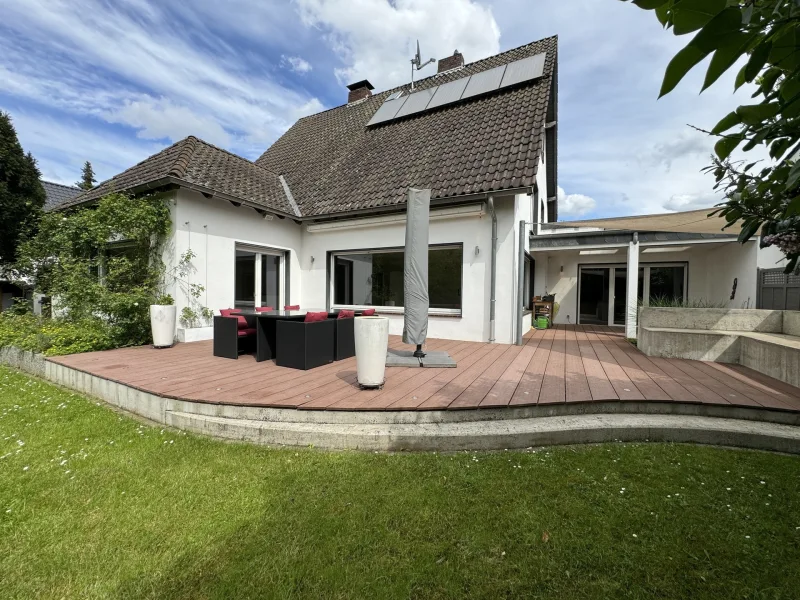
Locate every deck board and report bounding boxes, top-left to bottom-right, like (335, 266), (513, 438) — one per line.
(44, 326), (800, 414)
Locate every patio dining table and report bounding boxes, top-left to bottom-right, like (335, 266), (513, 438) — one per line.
(236, 308), (336, 362)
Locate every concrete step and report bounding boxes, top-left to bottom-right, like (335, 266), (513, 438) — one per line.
(165, 410), (800, 453)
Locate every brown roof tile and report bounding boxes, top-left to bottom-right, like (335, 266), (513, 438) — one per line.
(257, 36), (557, 217)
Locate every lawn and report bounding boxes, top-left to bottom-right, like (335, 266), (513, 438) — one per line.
(1, 366), (799, 599)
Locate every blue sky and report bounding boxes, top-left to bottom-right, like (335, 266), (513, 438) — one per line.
(0, 0), (757, 219)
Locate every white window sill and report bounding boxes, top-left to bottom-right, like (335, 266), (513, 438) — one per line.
(332, 305), (462, 318)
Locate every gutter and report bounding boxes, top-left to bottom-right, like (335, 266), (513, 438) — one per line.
(488, 195), (497, 343)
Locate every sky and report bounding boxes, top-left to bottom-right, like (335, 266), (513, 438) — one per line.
(0, 0), (760, 220)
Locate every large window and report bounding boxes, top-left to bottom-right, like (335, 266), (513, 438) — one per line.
(235, 245), (285, 309)
(332, 245), (462, 313)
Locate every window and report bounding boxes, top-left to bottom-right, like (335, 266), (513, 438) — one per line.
(235, 245), (285, 309)
(332, 245), (462, 313)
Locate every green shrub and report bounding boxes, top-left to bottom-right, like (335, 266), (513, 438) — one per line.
(0, 312), (116, 356)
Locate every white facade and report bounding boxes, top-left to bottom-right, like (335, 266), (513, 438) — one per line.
(164, 188), (536, 345)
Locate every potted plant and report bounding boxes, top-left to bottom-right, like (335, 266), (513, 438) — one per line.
(150, 294), (176, 348)
(177, 306), (215, 343)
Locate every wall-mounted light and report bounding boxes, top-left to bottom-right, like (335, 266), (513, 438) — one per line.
(474, 245), (480, 256)
(560, 265), (563, 273)
(310, 256), (315, 264)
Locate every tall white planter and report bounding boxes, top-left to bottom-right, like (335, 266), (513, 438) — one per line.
(354, 316), (389, 388)
(150, 305), (177, 348)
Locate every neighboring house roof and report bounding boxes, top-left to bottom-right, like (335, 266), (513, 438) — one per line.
(61, 137), (298, 216)
(257, 36), (558, 217)
(60, 36), (558, 220)
(42, 181), (81, 211)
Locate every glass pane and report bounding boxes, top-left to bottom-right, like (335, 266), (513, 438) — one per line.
(612, 267), (645, 325)
(649, 266), (685, 303)
(429, 248), (462, 309)
(579, 267), (609, 325)
(334, 247), (462, 309)
(260, 255), (280, 309)
(613, 268), (626, 325)
(235, 250), (256, 307)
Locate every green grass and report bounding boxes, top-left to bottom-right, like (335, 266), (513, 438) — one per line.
(1, 366), (799, 599)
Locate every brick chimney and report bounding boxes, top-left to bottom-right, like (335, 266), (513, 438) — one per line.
(437, 50), (464, 73)
(347, 80), (374, 103)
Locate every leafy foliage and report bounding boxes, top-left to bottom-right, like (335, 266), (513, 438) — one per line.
(0, 312), (115, 356)
(0, 111), (46, 265)
(627, 0), (800, 272)
(75, 160), (96, 190)
(13, 192), (171, 350)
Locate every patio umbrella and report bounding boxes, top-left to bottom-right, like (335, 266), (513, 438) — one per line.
(403, 187), (430, 357)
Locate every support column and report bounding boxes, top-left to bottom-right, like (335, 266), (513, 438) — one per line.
(626, 233), (639, 339)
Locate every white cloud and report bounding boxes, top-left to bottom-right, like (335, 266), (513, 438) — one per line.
(281, 55), (313, 74)
(296, 0), (500, 91)
(557, 186), (596, 218)
(663, 193), (721, 212)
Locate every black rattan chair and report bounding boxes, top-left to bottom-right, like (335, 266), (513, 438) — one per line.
(275, 319), (335, 370)
(213, 314), (256, 359)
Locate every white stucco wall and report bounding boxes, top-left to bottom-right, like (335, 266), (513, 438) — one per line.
(301, 201), (501, 343)
(170, 189), (303, 321)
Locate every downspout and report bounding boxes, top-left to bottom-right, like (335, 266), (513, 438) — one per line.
(516, 219), (526, 345)
(488, 196), (497, 343)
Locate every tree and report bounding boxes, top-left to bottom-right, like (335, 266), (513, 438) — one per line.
(627, 0), (800, 272)
(0, 111), (46, 265)
(76, 160), (96, 190)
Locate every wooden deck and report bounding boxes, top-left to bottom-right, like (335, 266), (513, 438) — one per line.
(48, 325), (800, 413)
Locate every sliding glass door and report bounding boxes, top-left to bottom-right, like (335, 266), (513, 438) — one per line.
(235, 245), (285, 309)
(579, 262), (686, 326)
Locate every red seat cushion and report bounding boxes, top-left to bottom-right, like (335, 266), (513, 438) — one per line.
(284, 305), (300, 310)
(255, 306), (274, 313)
(236, 315), (249, 330)
(237, 327), (257, 337)
(337, 309), (355, 319)
(361, 308), (376, 316)
(304, 311), (328, 323)
(220, 308), (242, 317)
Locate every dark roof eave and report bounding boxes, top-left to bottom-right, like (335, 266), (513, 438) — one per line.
(56, 176), (299, 220)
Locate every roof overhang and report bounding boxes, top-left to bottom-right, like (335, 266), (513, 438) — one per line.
(544, 207), (742, 236)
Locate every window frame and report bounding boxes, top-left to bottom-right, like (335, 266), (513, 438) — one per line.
(328, 243), (464, 316)
(234, 243), (287, 309)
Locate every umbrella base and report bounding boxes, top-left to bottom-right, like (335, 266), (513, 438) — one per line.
(386, 349), (457, 368)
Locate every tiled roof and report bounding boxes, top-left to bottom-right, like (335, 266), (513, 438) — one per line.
(61, 138), (296, 216)
(257, 36), (557, 217)
(42, 181), (81, 211)
(60, 36), (557, 219)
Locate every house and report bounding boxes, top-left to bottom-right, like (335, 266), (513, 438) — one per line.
(528, 209), (791, 340)
(59, 37), (559, 344)
(1, 181), (82, 312)
(56, 33), (791, 345)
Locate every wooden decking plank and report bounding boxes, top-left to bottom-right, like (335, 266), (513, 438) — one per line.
(668, 359), (759, 407)
(563, 326), (592, 403)
(449, 344), (524, 409)
(613, 346), (700, 403)
(592, 330), (672, 401)
(727, 364), (800, 409)
(479, 344), (538, 407)
(419, 344), (511, 410)
(584, 327), (645, 400)
(690, 360), (798, 411)
(539, 325), (567, 404)
(645, 357), (729, 405)
(509, 326), (554, 406)
(575, 327), (618, 401)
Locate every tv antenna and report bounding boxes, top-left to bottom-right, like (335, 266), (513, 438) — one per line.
(410, 40), (435, 90)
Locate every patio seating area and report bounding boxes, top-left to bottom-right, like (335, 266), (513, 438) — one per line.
(48, 325), (800, 414)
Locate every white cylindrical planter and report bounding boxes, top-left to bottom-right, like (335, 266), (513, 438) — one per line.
(150, 305), (177, 348)
(354, 316), (389, 388)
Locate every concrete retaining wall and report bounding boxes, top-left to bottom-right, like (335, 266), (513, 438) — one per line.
(639, 307), (784, 333)
(639, 328), (741, 362)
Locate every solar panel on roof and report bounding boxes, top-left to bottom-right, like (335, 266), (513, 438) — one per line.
(366, 94), (409, 126)
(386, 91), (404, 101)
(461, 65), (506, 100)
(394, 85), (438, 118)
(500, 53), (546, 88)
(427, 77), (470, 110)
